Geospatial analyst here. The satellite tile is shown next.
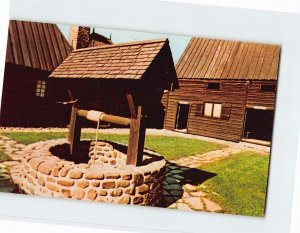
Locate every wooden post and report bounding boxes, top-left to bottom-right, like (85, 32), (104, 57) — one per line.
(67, 89), (82, 156)
(126, 94), (146, 166)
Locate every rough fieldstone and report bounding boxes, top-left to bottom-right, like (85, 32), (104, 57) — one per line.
(52, 166), (61, 177)
(144, 176), (154, 183)
(202, 198), (222, 212)
(184, 197), (204, 211)
(37, 177), (45, 186)
(59, 165), (73, 177)
(110, 189), (123, 197)
(105, 172), (120, 179)
(38, 162), (55, 175)
(28, 158), (44, 170)
(190, 191), (207, 197)
(133, 174), (143, 185)
(87, 189), (97, 200)
(85, 164), (104, 180)
(136, 184), (149, 194)
(117, 180), (130, 188)
(100, 157), (108, 163)
(30, 171), (38, 179)
(99, 190), (107, 196)
(58, 179), (74, 187)
(61, 189), (71, 198)
(133, 196), (144, 204)
(122, 174), (132, 180)
(112, 151), (118, 158)
(110, 160), (117, 165)
(46, 183), (60, 192)
(102, 181), (115, 189)
(77, 180), (89, 189)
(47, 177), (55, 182)
(183, 184), (198, 192)
(69, 169), (83, 179)
(119, 196), (130, 204)
(125, 187), (135, 195)
(71, 188), (85, 199)
(177, 203), (193, 211)
(91, 181), (100, 187)
(26, 175), (35, 185)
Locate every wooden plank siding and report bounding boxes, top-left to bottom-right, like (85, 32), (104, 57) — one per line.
(164, 80), (247, 142)
(246, 81), (277, 109)
(164, 37), (280, 142)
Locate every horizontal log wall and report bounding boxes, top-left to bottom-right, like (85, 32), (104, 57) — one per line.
(164, 80), (248, 141)
(246, 81), (277, 109)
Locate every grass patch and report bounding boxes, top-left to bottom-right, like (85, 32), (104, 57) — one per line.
(0, 132), (225, 161)
(0, 150), (10, 163)
(198, 151), (270, 217)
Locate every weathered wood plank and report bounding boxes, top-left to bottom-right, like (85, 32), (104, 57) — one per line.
(126, 105), (145, 166)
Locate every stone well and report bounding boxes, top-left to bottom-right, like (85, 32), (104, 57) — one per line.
(17, 139), (166, 206)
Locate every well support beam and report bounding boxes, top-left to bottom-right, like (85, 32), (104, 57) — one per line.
(126, 94), (146, 166)
(67, 89), (82, 156)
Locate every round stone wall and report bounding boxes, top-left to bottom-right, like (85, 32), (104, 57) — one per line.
(17, 139), (166, 206)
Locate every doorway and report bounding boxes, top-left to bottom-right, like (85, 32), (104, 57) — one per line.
(243, 108), (274, 141)
(175, 103), (190, 131)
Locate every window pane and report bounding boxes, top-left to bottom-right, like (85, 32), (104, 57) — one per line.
(40, 93), (45, 97)
(261, 84), (276, 92)
(207, 83), (220, 90)
(213, 104), (222, 117)
(204, 103), (213, 116)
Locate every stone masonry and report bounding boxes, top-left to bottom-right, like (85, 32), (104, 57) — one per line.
(13, 139), (166, 206)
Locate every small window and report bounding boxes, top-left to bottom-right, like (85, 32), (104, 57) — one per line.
(36, 80), (46, 97)
(207, 82), (220, 90)
(213, 104), (222, 117)
(204, 103), (213, 116)
(204, 103), (222, 118)
(261, 84), (276, 92)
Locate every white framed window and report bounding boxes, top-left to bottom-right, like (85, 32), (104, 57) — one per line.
(204, 102), (222, 118)
(204, 103), (213, 116)
(36, 80), (46, 97)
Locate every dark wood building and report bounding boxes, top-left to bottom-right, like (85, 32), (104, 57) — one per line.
(50, 39), (178, 128)
(164, 38), (280, 142)
(0, 21), (113, 127)
(0, 20), (72, 126)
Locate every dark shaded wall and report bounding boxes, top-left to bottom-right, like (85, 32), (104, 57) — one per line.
(0, 63), (70, 127)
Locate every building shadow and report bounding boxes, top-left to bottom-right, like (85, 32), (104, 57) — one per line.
(157, 162), (217, 208)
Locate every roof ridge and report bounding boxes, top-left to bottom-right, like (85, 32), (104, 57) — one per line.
(74, 38), (168, 52)
(194, 37), (280, 47)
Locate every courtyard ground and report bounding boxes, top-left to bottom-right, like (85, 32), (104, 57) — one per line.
(0, 128), (270, 216)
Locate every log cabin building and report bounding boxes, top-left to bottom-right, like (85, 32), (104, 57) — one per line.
(163, 38), (280, 143)
(0, 21), (112, 127)
(0, 20), (72, 126)
(49, 38), (178, 129)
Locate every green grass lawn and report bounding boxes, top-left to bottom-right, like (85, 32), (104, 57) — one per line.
(0, 150), (9, 163)
(198, 151), (270, 217)
(0, 132), (225, 161)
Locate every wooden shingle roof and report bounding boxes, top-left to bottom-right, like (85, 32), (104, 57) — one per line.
(50, 39), (168, 80)
(6, 20), (72, 72)
(176, 38), (280, 80)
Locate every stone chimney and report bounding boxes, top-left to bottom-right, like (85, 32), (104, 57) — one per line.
(69, 26), (91, 49)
